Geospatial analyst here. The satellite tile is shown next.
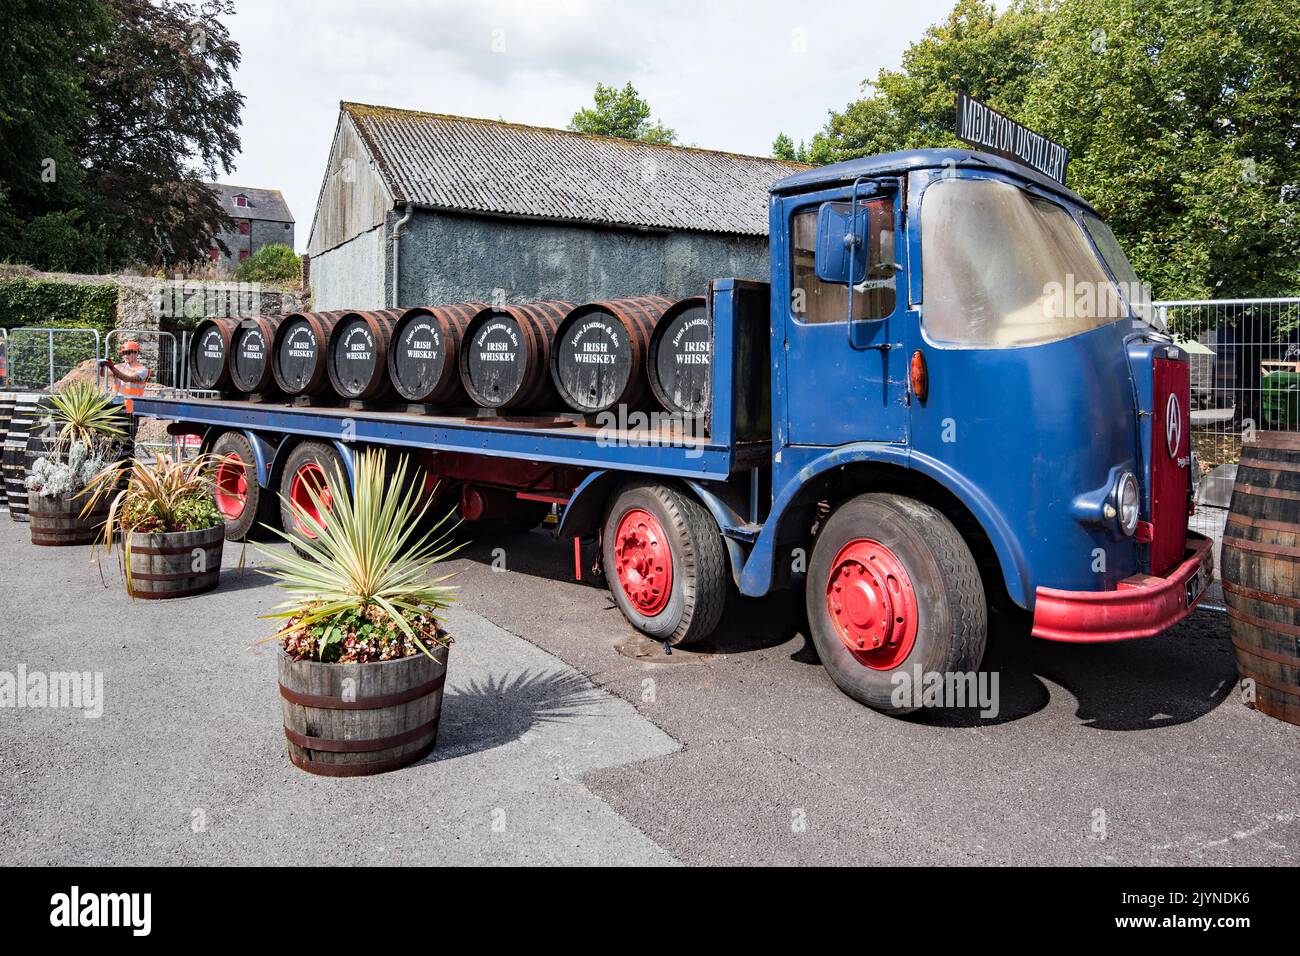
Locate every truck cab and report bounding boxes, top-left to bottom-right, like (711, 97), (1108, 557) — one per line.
(754, 148), (1212, 708)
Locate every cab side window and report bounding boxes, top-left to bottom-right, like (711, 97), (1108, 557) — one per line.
(789, 200), (896, 324)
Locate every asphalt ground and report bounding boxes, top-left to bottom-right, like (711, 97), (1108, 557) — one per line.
(1, 514), (1296, 866)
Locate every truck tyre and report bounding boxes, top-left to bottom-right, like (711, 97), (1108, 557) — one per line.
(279, 441), (346, 558)
(806, 493), (986, 713)
(211, 431), (272, 541)
(602, 482), (727, 646)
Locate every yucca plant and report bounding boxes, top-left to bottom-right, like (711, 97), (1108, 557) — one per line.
(43, 381), (128, 457)
(257, 448), (462, 663)
(81, 451), (225, 588)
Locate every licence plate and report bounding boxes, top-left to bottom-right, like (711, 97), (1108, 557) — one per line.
(1185, 564), (1209, 607)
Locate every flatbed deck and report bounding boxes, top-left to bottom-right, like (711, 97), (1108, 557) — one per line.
(132, 394), (769, 480)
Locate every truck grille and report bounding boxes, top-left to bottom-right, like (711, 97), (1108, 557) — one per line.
(1150, 357), (1191, 575)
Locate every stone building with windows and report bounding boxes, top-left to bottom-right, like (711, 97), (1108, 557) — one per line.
(208, 184), (295, 270)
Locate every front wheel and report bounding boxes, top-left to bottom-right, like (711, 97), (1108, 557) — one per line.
(806, 493), (987, 713)
(601, 482), (728, 646)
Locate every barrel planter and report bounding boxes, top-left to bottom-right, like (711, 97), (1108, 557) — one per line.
(387, 301), (487, 406)
(188, 317), (241, 391)
(1221, 429), (1300, 725)
(125, 523), (224, 599)
(647, 296), (712, 420)
(326, 309), (403, 403)
(277, 644), (449, 776)
(459, 301), (573, 411)
(229, 315), (284, 396)
(30, 490), (110, 546)
(550, 295), (672, 414)
(271, 310), (347, 398)
(3, 393), (51, 522)
(0, 392), (14, 510)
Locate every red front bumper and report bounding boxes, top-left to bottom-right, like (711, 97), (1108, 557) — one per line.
(1031, 535), (1214, 643)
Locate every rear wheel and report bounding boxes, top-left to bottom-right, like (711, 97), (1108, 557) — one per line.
(601, 482), (727, 646)
(279, 441), (346, 557)
(806, 493), (987, 713)
(211, 431), (272, 541)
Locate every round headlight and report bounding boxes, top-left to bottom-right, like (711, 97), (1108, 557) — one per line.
(1117, 472), (1140, 536)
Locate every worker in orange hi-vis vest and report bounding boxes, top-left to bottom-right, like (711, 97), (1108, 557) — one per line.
(100, 340), (150, 412)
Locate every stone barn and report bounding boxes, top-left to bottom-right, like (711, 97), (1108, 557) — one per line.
(306, 102), (805, 311)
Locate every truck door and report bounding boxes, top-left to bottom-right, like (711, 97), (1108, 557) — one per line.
(780, 186), (909, 445)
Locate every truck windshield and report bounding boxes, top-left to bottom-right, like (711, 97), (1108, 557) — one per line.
(1081, 213), (1160, 329)
(921, 177), (1129, 347)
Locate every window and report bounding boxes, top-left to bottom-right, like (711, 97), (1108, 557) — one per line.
(283, 223), (291, 231)
(1082, 214), (1159, 329)
(207, 247), (219, 261)
(234, 195), (248, 208)
(238, 220), (250, 235)
(920, 178), (1127, 348)
(790, 200), (896, 324)
(238, 250), (250, 261)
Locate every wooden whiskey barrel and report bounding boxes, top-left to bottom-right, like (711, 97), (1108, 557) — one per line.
(550, 295), (672, 414)
(30, 490), (110, 546)
(459, 300), (573, 411)
(387, 302), (487, 406)
(125, 524), (224, 598)
(3, 394), (50, 522)
(1221, 429), (1300, 725)
(327, 309), (403, 402)
(271, 310), (347, 397)
(648, 296), (712, 419)
(0, 392), (14, 509)
(189, 317), (240, 391)
(277, 644), (449, 776)
(229, 315), (284, 395)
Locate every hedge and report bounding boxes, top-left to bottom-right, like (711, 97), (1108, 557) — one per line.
(0, 277), (119, 389)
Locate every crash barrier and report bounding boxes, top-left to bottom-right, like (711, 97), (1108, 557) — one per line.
(4, 328), (101, 392)
(1156, 297), (1300, 544)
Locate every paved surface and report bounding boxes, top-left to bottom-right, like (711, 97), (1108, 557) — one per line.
(2, 515), (1297, 866)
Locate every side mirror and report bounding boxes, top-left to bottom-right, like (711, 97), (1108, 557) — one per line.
(814, 202), (868, 285)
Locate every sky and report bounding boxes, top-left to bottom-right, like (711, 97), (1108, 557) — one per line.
(223, 0), (964, 252)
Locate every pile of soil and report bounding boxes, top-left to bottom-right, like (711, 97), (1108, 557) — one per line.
(53, 358), (102, 390)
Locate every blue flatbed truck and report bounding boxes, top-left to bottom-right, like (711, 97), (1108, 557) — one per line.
(133, 147), (1214, 713)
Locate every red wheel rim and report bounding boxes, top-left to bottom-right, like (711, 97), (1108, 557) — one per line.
(214, 454), (248, 519)
(825, 538), (918, 670)
(289, 462), (331, 537)
(612, 508), (673, 616)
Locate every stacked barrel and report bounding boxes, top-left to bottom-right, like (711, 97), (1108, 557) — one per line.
(190, 295), (714, 419)
(2, 393), (52, 522)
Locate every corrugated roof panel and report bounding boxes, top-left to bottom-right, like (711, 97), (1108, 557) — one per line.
(341, 103), (808, 236)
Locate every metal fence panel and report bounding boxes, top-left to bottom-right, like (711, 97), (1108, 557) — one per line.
(1156, 297), (1300, 547)
(4, 327), (102, 391)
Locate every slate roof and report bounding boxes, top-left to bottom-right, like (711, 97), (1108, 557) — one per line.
(340, 102), (808, 236)
(210, 183), (295, 223)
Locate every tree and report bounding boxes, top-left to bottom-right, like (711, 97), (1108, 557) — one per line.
(76, 0), (244, 266)
(568, 82), (677, 144)
(1020, 0), (1300, 300)
(798, 0), (1300, 298)
(0, 0), (112, 258)
(0, 0), (243, 271)
(772, 132), (810, 163)
(805, 0), (1048, 165)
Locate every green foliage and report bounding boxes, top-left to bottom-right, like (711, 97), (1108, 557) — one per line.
(0, 0), (244, 270)
(772, 133), (810, 163)
(0, 277), (118, 388)
(235, 243), (300, 284)
(797, 0), (1300, 298)
(569, 82), (677, 144)
(1020, 0), (1300, 299)
(257, 448), (462, 661)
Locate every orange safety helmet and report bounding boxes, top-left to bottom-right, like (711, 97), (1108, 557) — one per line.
(121, 340), (141, 355)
